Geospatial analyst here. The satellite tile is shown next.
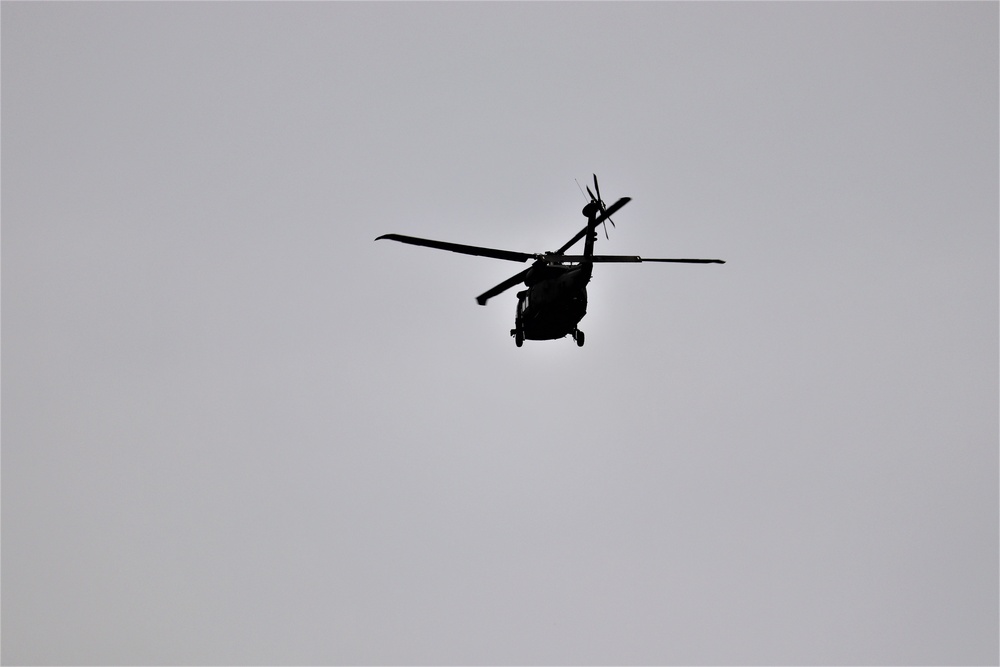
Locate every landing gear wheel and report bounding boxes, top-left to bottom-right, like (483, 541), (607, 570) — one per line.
(574, 329), (585, 347)
(511, 328), (524, 347)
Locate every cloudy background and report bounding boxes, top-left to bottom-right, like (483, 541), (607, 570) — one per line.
(3, 2), (997, 664)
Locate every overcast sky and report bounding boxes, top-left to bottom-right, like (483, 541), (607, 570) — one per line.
(3, 2), (997, 665)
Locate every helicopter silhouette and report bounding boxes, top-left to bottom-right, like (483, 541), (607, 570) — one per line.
(376, 175), (724, 347)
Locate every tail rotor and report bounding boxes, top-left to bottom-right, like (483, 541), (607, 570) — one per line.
(584, 174), (616, 239)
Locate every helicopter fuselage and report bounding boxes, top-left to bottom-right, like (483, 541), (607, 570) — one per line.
(513, 262), (592, 343)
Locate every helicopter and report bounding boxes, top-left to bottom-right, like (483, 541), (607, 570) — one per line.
(376, 175), (725, 347)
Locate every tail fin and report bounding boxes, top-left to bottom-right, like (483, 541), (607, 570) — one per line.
(580, 206), (600, 281)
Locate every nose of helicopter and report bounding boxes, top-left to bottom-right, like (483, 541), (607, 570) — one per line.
(582, 201), (601, 218)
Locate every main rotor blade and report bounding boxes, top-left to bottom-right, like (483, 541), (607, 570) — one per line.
(547, 255), (726, 264)
(632, 257), (726, 264)
(376, 234), (535, 263)
(475, 267), (531, 306)
(554, 197), (631, 254)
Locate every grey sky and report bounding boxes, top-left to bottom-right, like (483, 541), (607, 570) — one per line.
(2, 2), (997, 665)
